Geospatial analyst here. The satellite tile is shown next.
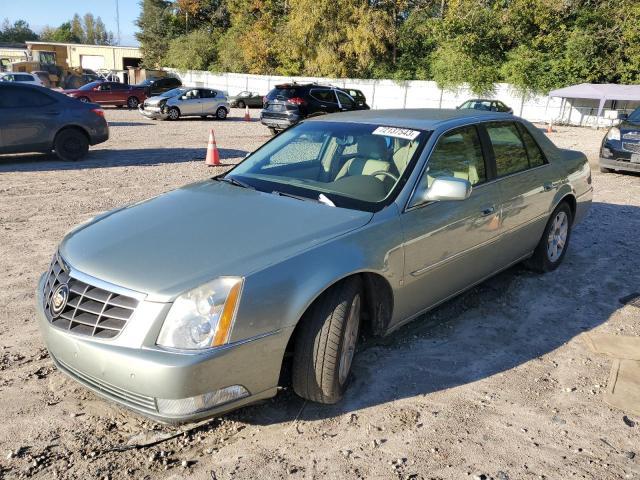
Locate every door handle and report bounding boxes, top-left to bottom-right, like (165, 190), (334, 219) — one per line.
(480, 206), (495, 216)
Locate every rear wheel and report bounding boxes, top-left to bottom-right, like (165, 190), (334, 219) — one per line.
(525, 202), (573, 273)
(167, 107), (180, 121)
(77, 96), (90, 103)
(292, 277), (363, 404)
(127, 96), (139, 109)
(236, 100), (246, 109)
(54, 129), (89, 162)
(216, 107), (228, 120)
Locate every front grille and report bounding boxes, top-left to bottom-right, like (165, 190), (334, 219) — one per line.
(43, 255), (138, 339)
(622, 142), (640, 154)
(56, 357), (157, 412)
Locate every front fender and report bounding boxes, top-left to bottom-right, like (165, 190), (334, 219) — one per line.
(229, 206), (404, 343)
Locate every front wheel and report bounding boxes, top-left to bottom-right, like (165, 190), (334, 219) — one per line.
(167, 107), (180, 121)
(292, 277), (363, 404)
(236, 100), (245, 109)
(216, 107), (228, 120)
(525, 202), (573, 273)
(268, 127), (279, 136)
(77, 96), (90, 103)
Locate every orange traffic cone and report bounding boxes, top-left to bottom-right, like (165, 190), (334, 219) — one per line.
(205, 129), (221, 166)
(546, 122), (554, 134)
(244, 105), (251, 122)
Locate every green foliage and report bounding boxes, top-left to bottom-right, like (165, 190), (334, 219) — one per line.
(40, 22), (81, 43)
(164, 28), (219, 70)
(133, 0), (640, 93)
(0, 19), (39, 43)
(37, 13), (114, 45)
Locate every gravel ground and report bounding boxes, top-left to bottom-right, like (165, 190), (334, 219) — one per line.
(0, 109), (639, 480)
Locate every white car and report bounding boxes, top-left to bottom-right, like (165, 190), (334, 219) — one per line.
(0, 72), (43, 86)
(139, 87), (230, 121)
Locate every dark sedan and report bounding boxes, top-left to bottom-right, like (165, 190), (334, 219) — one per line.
(136, 77), (182, 97)
(0, 83), (109, 161)
(64, 81), (147, 109)
(600, 107), (640, 174)
(229, 91), (263, 108)
(457, 99), (514, 114)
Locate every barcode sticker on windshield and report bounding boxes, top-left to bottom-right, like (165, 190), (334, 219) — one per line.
(372, 126), (420, 141)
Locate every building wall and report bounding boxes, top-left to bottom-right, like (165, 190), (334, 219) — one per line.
(0, 47), (27, 62)
(67, 45), (142, 71)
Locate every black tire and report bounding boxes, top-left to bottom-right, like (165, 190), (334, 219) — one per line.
(167, 107), (180, 121)
(54, 128), (89, 162)
(237, 100), (245, 109)
(216, 107), (228, 120)
(292, 277), (363, 404)
(599, 166), (612, 173)
(127, 96), (139, 109)
(525, 202), (573, 273)
(268, 127), (279, 136)
(77, 96), (90, 103)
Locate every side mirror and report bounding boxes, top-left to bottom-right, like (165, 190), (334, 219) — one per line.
(424, 177), (472, 202)
(619, 113), (628, 120)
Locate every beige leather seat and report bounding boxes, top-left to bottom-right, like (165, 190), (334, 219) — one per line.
(335, 135), (391, 181)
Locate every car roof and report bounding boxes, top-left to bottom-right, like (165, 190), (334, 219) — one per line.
(307, 108), (514, 130)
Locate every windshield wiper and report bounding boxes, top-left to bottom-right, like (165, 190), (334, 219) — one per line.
(272, 191), (320, 203)
(215, 176), (254, 189)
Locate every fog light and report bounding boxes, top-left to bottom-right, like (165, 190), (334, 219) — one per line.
(602, 147), (613, 158)
(156, 385), (249, 416)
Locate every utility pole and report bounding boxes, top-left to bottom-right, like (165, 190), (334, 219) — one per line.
(115, 0), (121, 45)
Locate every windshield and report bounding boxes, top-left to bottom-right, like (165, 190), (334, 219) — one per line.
(160, 87), (186, 98)
(227, 121), (427, 211)
(627, 107), (640, 124)
(79, 81), (101, 91)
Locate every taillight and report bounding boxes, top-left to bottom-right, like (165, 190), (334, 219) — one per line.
(90, 108), (105, 117)
(287, 97), (306, 105)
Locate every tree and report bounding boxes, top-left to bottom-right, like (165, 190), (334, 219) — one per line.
(40, 22), (81, 43)
(95, 17), (114, 45)
(164, 28), (218, 70)
(0, 19), (39, 43)
(83, 13), (96, 44)
(136, 0), (176, 68)
(71, 14), (84, 42)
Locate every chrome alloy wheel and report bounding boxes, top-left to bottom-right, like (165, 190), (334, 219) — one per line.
(546, 211), (568, 262)
(338, 294), (361, 385)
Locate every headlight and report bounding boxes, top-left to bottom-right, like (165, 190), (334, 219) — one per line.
(607, 127), (621, 141)
(157, 277), (243, 350)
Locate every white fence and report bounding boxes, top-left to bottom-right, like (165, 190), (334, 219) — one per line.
(168, 69), (639, 127)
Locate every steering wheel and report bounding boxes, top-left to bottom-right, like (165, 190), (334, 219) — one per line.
(370, 170), (399, 182)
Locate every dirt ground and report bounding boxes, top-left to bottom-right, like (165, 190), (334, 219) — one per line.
(0, 109), (639, 480)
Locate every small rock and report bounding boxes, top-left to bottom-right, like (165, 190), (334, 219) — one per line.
(148, 453), (156, 462)
(496, 472), (510, 480)
(181, 460), (189, 468)
(623, 416), (636, 428)
(473, 475), (489, 480)
(6, 451), (13, 460)
(624, 451), (636, 460)
(565, 387), (576, 393)
(288, 466), (298, 474)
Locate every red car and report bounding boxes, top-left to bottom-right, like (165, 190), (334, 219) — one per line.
(64, 81), (147, 109)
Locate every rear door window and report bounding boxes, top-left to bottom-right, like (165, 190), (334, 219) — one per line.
(485, 122), (530, 176)
(336, 91), (356, 109)
(310, 89), (337, 104)
(201, 89), (217, 98)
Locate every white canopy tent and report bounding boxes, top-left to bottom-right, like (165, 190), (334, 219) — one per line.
(549, 83), (640, 125)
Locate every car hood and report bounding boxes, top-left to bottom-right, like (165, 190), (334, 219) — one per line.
(59, 180), (372, 302)
(619, 120), (640, 136)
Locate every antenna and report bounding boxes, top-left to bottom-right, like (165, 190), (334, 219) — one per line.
(115, 0), (121, 45)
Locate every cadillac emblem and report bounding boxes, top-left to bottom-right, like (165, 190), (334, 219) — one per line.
(50, 284), (69, 317)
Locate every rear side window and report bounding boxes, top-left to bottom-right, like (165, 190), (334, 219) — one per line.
(201, 89), (217, 98)
(15, 74), (34, 82)
(485, 122), (529, 176)
(336, 91), (355, 108)
(310, 89), (337, 103)
(517, 124), (546, 168)
(0, 87), (55, 107)
(167, 78), (181, 87)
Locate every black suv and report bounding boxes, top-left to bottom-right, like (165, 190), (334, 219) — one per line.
(260, 83), (369, 134)
(137, 77), (182, 97)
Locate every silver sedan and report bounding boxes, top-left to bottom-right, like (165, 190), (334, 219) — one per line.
(36, 109), (592, 423)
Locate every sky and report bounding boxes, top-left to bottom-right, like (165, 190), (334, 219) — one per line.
(1, 0), (142, 46)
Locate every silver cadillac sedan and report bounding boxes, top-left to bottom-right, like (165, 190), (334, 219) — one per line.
(36, 109), (592, 423)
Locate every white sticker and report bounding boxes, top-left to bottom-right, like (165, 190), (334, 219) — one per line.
(372, 126), (421, 141)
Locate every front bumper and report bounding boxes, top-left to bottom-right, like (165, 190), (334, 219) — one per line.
(599, 156), (640, 173)
(36, 274), (291, 423)
(138, 105), (167, 120)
